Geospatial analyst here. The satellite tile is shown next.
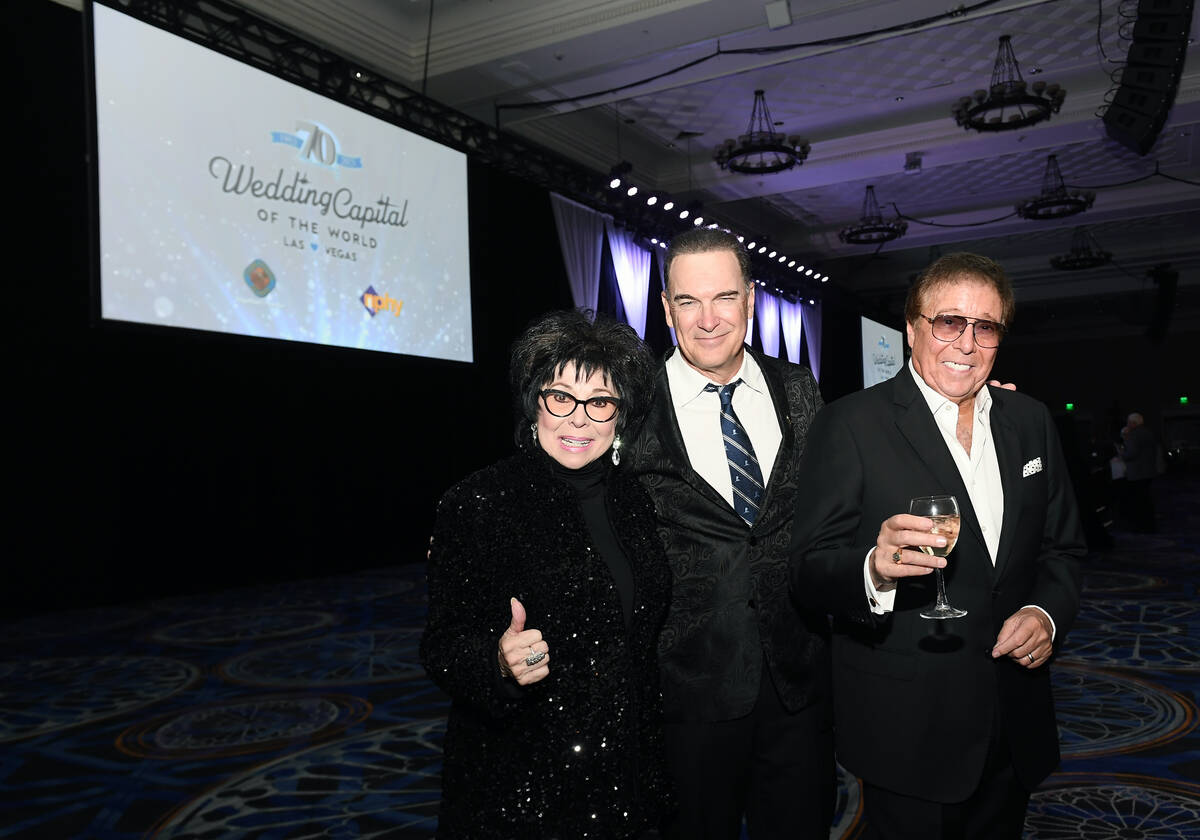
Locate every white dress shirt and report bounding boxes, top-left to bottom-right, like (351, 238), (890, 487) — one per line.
(867, 360), (1001, 611)
(864, 362), (1056, 636)
(666, 348), (781, 513)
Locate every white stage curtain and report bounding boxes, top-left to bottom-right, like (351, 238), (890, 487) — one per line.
(755, 288), (781, 358)
(604, 220), (652, 338)
(802, 299), (823, 382)
(780, 298), (805, 365)
(550, 192), (605, 314)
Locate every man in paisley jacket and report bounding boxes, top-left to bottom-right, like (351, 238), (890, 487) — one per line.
(626, 228), (833, 839)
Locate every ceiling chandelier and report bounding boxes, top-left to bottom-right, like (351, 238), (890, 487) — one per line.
(1016, 155), (1095, 220)
(713, 89), (810, 174)
(951, 35), (1066, 132)
(839, 185), (907, 245)
(1050, 227), (1112, 270)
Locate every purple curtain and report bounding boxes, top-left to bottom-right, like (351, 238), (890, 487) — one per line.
(550, 192), (605, 314)
(755, 288), (780, 358)
(604, 220), (652, 338)
(654, 246), (676, 346)
(801, 300), (822, 382)
(780, 298), (804, 365)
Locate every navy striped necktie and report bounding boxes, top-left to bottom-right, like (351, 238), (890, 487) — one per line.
(705, 380), (765, 525)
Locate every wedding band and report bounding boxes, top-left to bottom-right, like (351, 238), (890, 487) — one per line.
(892, 551), (903, 565)
(525, 649), (546, 667)
(1026, 653), (1035, 664)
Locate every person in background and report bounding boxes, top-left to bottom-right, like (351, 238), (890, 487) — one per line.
(420, 310), (671, 839)
(1120, 411), (1158, 532)
(626, 227), (833, 840)
(789, 252), (1085, 840)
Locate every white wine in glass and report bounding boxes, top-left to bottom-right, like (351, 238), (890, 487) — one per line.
(910, 495), (967, 619)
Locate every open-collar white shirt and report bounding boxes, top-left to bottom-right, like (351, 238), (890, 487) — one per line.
(866, 360), (1003, 611)
(865, 362), (1055, 636)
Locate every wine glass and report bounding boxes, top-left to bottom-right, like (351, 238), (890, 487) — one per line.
(909, 495), (966, 620)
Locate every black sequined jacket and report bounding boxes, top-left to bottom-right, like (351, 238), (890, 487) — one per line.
(420, 449), (673, 839)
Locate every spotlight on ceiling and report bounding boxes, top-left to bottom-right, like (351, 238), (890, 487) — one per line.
(607, 161), (632, 189)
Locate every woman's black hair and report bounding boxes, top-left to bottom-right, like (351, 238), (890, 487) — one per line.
(509, 309), (656, 449)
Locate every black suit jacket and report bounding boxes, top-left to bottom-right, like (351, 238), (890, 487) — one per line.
(627, 345), (829, 722)
(789, 367), (1085, 802)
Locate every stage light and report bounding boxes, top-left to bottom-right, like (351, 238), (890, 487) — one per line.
(805, 269), (814, 276)
(1065, 402), (1075, 411)
(662, 200), (675, 211)
(607, 161), (632, 189)
(768, 250), (777, 258)
(693, 216), (704, 226)
(778, 255), (787, 262)
(758, 246), (767, 254)
(626, 185), (638, 197)
(796, 264), (805, 272)
(747, 241), (757, 249)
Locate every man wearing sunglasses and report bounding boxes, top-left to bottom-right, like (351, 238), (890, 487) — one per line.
(789, 252), (1085, 839)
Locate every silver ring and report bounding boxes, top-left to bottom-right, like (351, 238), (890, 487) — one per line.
(1026, 652), (1035, 664)
(525, 649), (546, 667)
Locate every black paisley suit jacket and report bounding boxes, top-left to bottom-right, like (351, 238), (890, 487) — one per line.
(627, 345), (830, 722)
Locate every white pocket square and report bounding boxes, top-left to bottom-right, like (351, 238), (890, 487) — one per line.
(1022, 457), (1043, 478)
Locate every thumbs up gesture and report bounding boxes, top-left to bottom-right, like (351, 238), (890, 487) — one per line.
(498, 597), (550, 685)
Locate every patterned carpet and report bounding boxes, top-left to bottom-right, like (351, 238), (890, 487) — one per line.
(2, 476), (1196, 839)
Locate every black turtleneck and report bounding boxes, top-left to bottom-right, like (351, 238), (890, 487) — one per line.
(552, 454), (635, 629)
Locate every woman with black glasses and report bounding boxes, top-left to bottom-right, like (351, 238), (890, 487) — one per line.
(420, 309), (671, 839)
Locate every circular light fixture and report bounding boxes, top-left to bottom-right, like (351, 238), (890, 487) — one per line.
(713, 90), (811, 174)
(1050, 227), (1112, 270)
(951, 35), (1065, 133)
(1016, 155), (1094, 220)
(839, 186), (907, 244)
